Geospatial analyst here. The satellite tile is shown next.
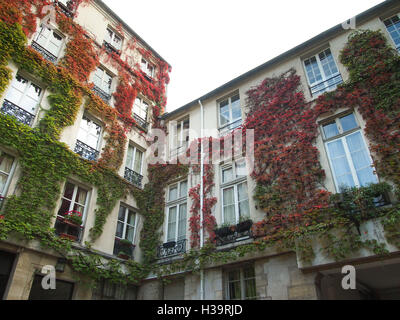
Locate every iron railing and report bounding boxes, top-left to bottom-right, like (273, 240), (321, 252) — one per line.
(103, 41), (121, 55)
(1, 100), (35, 126)
(31, 41), (58, 64)
(310, 74), (343, 97)
(218, 118), (242, 136)
(55, 0), (74, 18)
(92, 85), (112, 103)
(124, 167), (143, 188)
(157, 239), (186, 259)
(74, 140), (100, 161)
(133, 113), (148, 131)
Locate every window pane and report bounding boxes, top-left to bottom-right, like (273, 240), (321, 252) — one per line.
(220, 100), (230, 126)
(323, 122), (339, 139)
(126, 226), (134, 242)
(57, 198), (71, 216)
(231, 95), (241, 121)
(327, 140), (355, 190)
(238, 183), (249, 218)
(127, 210), (136, 226)
(179, 181), (187, 198)
(346, 132), (377, 186)
(0, 152), (14, 175)
(340, 114), (358, 132)
(63, 182), (75, 200)
(169, 185), (178, 201)
(177, 203), (187, 241)
(167, 206), (177, 242)
(244, 278), (257, 300)
(115, 221), (124, 238)
(319, 49), (338, 78)
(133, 149), (143, 174)
(223, 187), (235, 224)
(126, 146), (134, 169)
(222, 167), (233, 183)
(75, 187), (87, 206)
(118, 206), (126, 221)
(304, 56), (322, 85)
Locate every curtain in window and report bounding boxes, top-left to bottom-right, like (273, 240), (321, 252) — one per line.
(133, 149), (143, 174)
(167, 206), (177, 242)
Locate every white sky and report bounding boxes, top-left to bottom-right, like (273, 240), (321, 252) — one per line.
(102, 0), (384, 112)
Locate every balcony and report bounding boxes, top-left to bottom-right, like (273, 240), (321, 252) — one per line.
(1, 100), (35, 126)
(124, 167), (143, 188)
(92, 85), (112, 104)
(103, 41), (121, 56)
(133, 113), (148, 131)
(157, 239), (187, 259)
(113, 238), (135, 260)
(54, 216), (83, 242)
(31, 41), (58, 64)
(215, 219), (253, 247)
(74, 140), (100, 161)
(310, 73), (343, 97)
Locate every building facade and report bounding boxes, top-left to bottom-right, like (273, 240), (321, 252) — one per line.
(0, 0), (400, 300)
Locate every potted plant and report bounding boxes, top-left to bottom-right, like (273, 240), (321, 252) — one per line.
(163, 241), (176, 249)
(215, 222), (236, 238)
(117, 251), (131, 260)
(236, 216), (253, 233)
(116, 239), (134, 259)
(63, 210), (83, 226)
(60, 233), (78, 241)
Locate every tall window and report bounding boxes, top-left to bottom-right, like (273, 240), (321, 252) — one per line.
(141, 58), (154, 78)
(93, 67), (113, 95)
(303, 48), (343, 97)
(57, 182), (89, 222)
(226, 266), (257, 300)
(34, 25), (63, 58)
(165, 180), (187, 243)
(75, 115), (101, 161)
(92, 279), (137, 300)
(115, 205), (137, 244)
(384, 14), (400, 51)
(221, 161), (249, 225)
(132, 97), (149, 123)
(170, 118), (189, 157)
(2, 74), (42, 125)
(219, 93), (241, 132)
(0, 151), (15, 198)
(322, 113), (378, 192)
(105, 27), (122, 51)
(126, 145), (143, 175)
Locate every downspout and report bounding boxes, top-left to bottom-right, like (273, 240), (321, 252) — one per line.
(198, 99), (205, 300)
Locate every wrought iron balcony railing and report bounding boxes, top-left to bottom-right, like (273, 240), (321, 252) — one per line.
(124, 167), (143, 188)
(103, 41), (121, 56)
(133, 113), (148, 131)
(1, 100), (35, 126)
(74, 140), (100, 161)
(92, 85), (112, 103)
(157, 239), (187, 259)
(215, 220), (253, 247)
(55, 0), (74, 18)
(113, 238), (135, 259)
(31, 41), (58, 64)
(310, 73), (343, 97)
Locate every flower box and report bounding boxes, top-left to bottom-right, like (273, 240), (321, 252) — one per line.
(117, 252), (130, 260)
(215, 226), (235, 238)
(236, 219), (253, 233)
(60, 233), (78, 241)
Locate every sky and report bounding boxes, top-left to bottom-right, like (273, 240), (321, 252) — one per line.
(102, 0), (385, 113)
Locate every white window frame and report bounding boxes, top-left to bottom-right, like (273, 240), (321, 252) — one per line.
(5, 74), (43, 115)
(57, 182), (90, 225)
(76, 114), (102, 152)
(322, 112), (378, 192)
(115, 205), (138, 243)
(105, 27), (123, 51)
(132, 96), (149, 122)
(92, 67), (113, 95)
(165, 179), (188, 243)
(169, 118), (190, 157)
(0, 151), (17, 197)
(126, 145), (144, 175)
(225, 266), (257, 300)
(303, 48), (342, 97)
(220, 160), (249, 225)
(141, 58), (155, 78)
(34, 24), (64, 58)
(383, 13), (400, 51)
(218, 93), (242, 130)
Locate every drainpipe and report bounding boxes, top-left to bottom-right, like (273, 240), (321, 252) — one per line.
(198, 99), (205, 300)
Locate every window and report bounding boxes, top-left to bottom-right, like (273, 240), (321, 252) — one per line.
(115, 206), (137, 244)
(322, 113), (378, 192)
(132, 97), (149, 123)
(92, 67), (113, 95)
(221, 161), (249, 225)
(34, 25), (63, 58)
(0, 151), (15, 198)
(104, 27), (122, 51)
(57, 182), (89, 222)
(219, 93), (241, 131)
(141, 58), (155, 78)
(2, 74), (42, 125)
(29, 275), (74, 300)
(170, 118), (189, 157)
(226, 266), (256, 300)
(165, 180), (187, 243)
(126, 145), (143, 175)
(303, 48), (343, 97)
(0, 250), (16, 300)
(75, 115), (101, 161)
(384, 14), (400, 51)
(92, 279), (137, 300)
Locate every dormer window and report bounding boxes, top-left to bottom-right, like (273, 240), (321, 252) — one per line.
(141, 58), (154, 79)
(104, 27), (122, 54)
